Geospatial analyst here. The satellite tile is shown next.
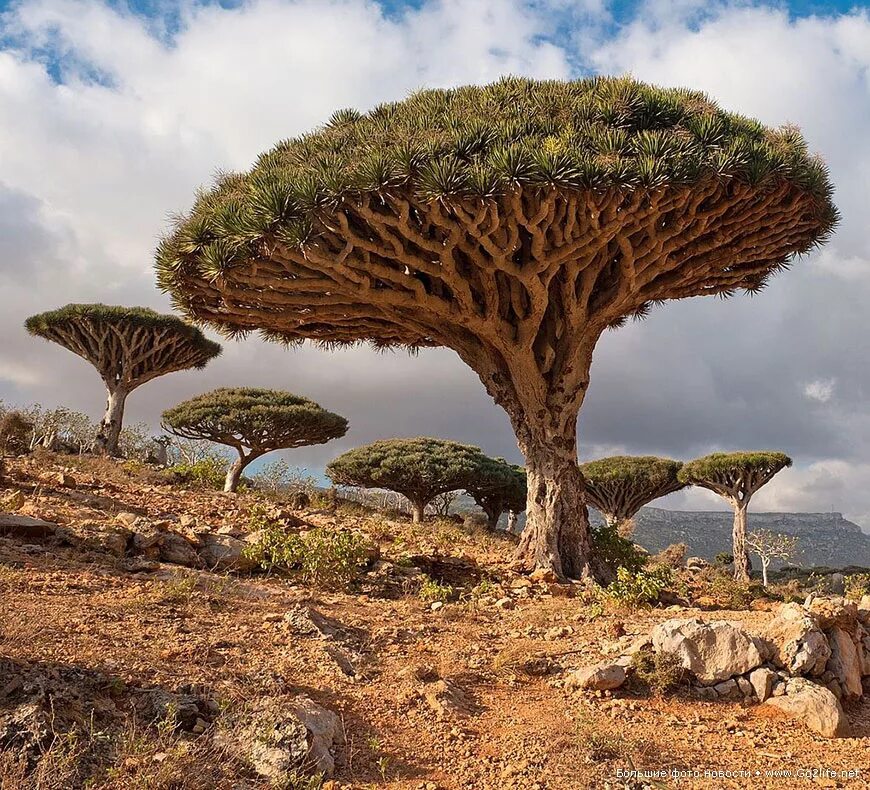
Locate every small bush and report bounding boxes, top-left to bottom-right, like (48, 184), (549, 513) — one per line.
(0, 410), (32, 455)
(163, 457), (227, 489)
(631, 649), (686, 695)
(845, 573), (870, 601)
(708, 574), (754, 609)
(418, 575), (456, 603)
(244, 524), (369, 590)
(592, 523), (646, 574)
(606, 565), (672, 608)
(714, 552), (734, 568)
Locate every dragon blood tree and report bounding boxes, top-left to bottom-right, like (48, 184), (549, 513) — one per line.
(326, 437), (484, 523)
(25, 305), (221, 456)
(162, 388), (347, 493)
(679, 452), (792, 582)
(156, 77), (837, 579)
(580, 455), (685, 532)
(466, 457), (527, 530)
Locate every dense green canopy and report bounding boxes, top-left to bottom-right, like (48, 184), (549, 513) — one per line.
(25, 303), (222, 456)
(581, 455), (685, 525)
(25, 304), (221, 378)
(156, 75), (837, 343)
(678, 451), (792, 493)
(326, 437), (486, 521)
(679, 451), (792, 582)
(465, 457), (527, 529)
(162, 388), (347, 451)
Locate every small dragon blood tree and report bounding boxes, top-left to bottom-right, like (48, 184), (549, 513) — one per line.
(156, 76), (837, 579)
(162, 387), (348, 492)
(580, 455), (685, 531)
(326, 437), (484, 523)
(679, 451), (792, 582)
(25, 304), (221, 456)
(465, 457), (527, 529)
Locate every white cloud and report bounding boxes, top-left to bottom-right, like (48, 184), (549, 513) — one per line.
(2, 0), (870, 530)
(804, 378), (836, 403)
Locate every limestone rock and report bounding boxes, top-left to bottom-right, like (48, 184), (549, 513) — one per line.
(566, 662), (627, 691)
(761, 603), (830, 676)
(289, 695), (345, 776)
(749, 667), (776, 702)
(0, 514), (56, 539)
(158, 533), (201, 567)
(1, 490), (25, 511)
(765, 678), (849, 738)
(233, 696), (343, 781)
(650, 618), (763, 683)
(713, 679), (740, 699)
(807, 596), (857, 630)
(198, 532), (257, 572)
(736, 676), (754, 698)
(422, 679), (470, 718)
(827, 627), (863, 700)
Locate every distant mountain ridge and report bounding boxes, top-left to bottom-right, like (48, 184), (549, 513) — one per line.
(487, 504), (870, 569)
(609, 507), (870, 569)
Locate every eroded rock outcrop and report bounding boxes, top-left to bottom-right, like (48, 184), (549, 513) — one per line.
(650, 618), (763, 683)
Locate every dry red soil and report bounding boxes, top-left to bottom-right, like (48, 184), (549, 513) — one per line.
(1, 455), (869, 789)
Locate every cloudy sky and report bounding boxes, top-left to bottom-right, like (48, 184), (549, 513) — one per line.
(1, 0), (869, 525)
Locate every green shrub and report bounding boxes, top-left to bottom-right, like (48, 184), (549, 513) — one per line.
(606, 565), (672, 608)
(707, 574), (754, 609)
(244, 524), (369, 590)
(163, 457), (227, 489)
(592, 523), (646, 574)
(418, 575), (456, 603)
(631, 649), (686, 695)
(845, 573), (870, 601)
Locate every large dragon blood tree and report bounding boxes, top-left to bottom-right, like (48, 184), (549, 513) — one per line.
(25, 305), (221, 456)
(156, 76), (837, 579)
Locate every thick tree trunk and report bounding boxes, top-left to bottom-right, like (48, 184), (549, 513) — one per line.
(411, 499), (426, 523)
(95, 385), (128, 457)
(513, 418), (596, 580)
(224, 454), (248, 493)
(484, 506), (501, 531)
(732, 501), (751, 582)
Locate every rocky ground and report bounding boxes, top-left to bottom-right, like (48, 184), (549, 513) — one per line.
(1, 454), (870, 789)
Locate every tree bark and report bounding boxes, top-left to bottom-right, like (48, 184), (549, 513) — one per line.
(224, 454), (248, 493)
(485, 509), (501, 530)
(732, 501), (751, 582)
(411, 499), (426, 523)
(95, 385), (128, 457)
(513, 413), (596, 579)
